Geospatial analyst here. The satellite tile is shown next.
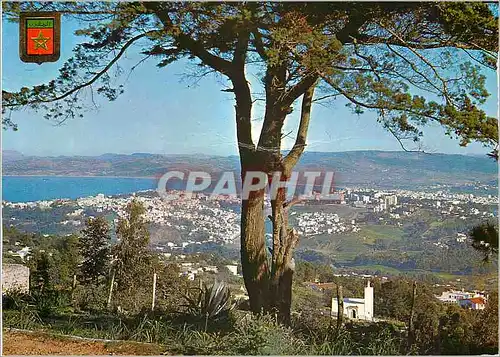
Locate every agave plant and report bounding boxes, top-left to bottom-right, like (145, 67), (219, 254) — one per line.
(183, 280), (234, 321)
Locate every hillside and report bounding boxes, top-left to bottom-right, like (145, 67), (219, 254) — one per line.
(2, 150), (497, 189)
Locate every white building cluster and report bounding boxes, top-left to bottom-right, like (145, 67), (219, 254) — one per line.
(76, 192), (240, 245)
(435, 289), (487, 310)
(345, 189), (399, 212)
(294, 211), (360, 236)
(176, 260), (239, 281)
(342, 187), (497, 220)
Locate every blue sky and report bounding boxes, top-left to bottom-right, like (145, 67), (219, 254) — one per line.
(2, 18), (498, 157)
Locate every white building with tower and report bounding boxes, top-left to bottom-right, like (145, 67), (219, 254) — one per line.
(331, 280), (374, 321)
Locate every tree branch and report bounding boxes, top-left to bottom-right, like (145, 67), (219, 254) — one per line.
(381, 23), (453, 105)
(233, 26), (250, 70)
(386, 44), (444, 96)
(281, 73), (319, 108)
(283, 80), (317, 170)
(3, 31), (156, 108)
(356, 34), (498, 56)
(463, 48), (496, 70)
(386, 125), (430, 154)
(312, 93), (341, 103)
(319, 72), (442, 122)
(144, 3), (234, 76)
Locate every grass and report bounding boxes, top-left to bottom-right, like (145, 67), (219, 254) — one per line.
(429, 221), (443, 228)
(346, 266), (470, 282)
(350, 264), (405, 276)
(300, 232), (368, 261)
(2, 308), (407, 355)
(428, 217), (463, 229)
(299, 223), (404, 262)
(359, 225), (404, 244)
(432, 272), (462, 280)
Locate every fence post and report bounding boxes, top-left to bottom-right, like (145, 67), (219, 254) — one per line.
(151, 272), (157, 311)
(336, 284), (344, 331)
(107, 271), (115, 309)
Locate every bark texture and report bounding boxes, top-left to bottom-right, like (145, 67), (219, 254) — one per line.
(236, 78), (317, 323)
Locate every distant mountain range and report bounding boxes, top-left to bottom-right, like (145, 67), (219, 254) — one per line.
(2, 150), (497, 189)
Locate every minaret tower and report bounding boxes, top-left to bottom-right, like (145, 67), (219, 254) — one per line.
(364, 280), (374, 321)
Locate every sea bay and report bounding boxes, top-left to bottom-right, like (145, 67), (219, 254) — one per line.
(2, 176), (159, 203)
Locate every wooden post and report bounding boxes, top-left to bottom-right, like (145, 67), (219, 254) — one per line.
(107, 271), (115, 309)
(71, 274), (77, 303)
(336, 284), (344, 331)
(151, 272), (157, 311)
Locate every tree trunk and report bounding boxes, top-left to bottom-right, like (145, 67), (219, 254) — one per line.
(265, 82), (316, 324)
(233, 66), (317, 323)
(239, 154), (298, 323)
(239, 154), (270, 314)
(269, 177), (299, 324)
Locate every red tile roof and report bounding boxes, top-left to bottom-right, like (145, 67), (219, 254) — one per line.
(469, 297), (486, 304)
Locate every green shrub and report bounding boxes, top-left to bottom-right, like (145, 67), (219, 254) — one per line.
(225, 313), (307, 355)
(2, 289), (32, 310)
(291, 311), (333, 341)
(171, 329), (228, 355)
(308, 329), (357, 355)
(359, 328), (403, 355)
(31, 289), (71, 317)
(3, 307), (44, 330)
(72, 284), (108, 313)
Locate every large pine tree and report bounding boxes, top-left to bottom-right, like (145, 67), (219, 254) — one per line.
(2, 2), (498, 323)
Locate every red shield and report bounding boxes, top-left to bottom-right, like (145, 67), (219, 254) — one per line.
(27, 28), (54, 55)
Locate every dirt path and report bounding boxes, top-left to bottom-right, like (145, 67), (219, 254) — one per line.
(3, 330), (166, 355)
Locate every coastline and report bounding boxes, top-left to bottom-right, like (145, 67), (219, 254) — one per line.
(2, 176), (161, 203)
(2, 174), (158, 179)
